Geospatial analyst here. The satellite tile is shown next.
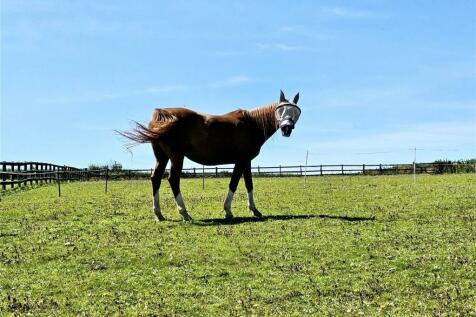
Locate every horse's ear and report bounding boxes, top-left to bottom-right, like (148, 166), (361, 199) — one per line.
(293, 92), (300, 104)
(279, 90), (286, 102)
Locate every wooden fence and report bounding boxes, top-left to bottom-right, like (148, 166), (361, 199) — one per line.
(105, 162), (476, 179)
(0, 162), (87, 191)
(1, 161), (475, 192)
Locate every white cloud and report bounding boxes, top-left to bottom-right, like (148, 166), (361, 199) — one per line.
(133, 85), (186, 95)
(307, 85), (475, 112)
(208, 75), (252, 88)
(308, 121), (476, 154)
(257, 43), (305, 51)
(323, 7), (387, 19)
(277, 25), (302, 33)
(314, 87), (412, 108)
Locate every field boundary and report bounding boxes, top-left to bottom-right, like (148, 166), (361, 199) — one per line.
(1, 161), (475, 192)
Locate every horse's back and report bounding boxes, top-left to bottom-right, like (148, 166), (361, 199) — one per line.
(150, 106), (260, 164)
(190, 109), (261, 164)
(202, 109), (248, 126)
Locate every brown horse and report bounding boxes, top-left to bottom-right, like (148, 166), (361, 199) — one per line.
(120, 90), (301, 221)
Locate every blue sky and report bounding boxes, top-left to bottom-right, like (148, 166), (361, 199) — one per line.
(1, 0), (475, 168)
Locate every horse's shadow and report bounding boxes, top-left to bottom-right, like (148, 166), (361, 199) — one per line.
(192, 213), (375, 226)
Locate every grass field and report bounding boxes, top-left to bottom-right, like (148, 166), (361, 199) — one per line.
(1, 174), (475, 316)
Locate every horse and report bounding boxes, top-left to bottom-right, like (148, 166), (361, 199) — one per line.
(120, 90), (301, 221)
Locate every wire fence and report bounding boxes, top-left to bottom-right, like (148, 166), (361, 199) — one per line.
(1, 161), (475, 196)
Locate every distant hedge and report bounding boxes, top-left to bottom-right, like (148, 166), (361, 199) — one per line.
(432, 159), (476, 174)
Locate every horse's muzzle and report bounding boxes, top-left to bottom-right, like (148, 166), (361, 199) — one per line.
(280, 119), (295, 137)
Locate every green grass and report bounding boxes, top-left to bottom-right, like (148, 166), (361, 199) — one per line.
(1, 175), (475, 316)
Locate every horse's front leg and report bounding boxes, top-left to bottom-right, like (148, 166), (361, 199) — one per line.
(168, 155), (192, 221)
(224, 163), (244, 220)
(243, 160), (262, 218)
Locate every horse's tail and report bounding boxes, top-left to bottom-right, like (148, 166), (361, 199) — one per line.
(116, 109), (177, 148)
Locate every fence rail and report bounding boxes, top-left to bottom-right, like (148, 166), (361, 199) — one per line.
(0, 162), (87, 190)
(1, 161), (475, 192)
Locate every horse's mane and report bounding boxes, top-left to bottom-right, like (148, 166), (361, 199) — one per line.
(116, 109), (177, 148)
(245, 103), (279, 140)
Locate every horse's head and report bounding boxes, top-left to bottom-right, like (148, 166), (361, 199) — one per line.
(275, 90), (301, 137)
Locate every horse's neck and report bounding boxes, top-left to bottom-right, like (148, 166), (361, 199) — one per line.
(247, 103), (279, 141)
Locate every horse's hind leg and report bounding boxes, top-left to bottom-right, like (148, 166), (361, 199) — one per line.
(151, 143), (169, 221)
(243, 160), (262, 218)
(168, 155), (192, 221)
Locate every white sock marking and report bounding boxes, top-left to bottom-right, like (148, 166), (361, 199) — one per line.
(153, 191), (160, 213)
(224, 190), (235, 218)
(224, 190), (234, 212)
(247, 190), (256, 209)
(175, 192), (187, 213)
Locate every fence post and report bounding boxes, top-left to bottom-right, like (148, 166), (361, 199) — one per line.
(258, 166), (260, 176)
(18, 164), (21, 187)
(363, 164), (365, 175)
(279, 165), (282, 177)
(202, 165), (205, 190)
(34, 163), (38, 185)
(11, 164), (15, 189)
(379, 164), (382, 175)
(19, 163), (23, 187)
(320, 165), (322, 176)
(193, 167), (196, 177)
(215, 166), (218, 177)
(341, 164), (344, 175)
(57, 171), (61, 197)
(22, 163), (26, 186)
(2, 163), (5, 191)
(17, 164), (21, 188)
(300, 165), (302, 176)
(105, 168), (109, 194)
(17, 164), (22, 187)
(24, 163), (28, 186)
(29, 163), (33, 185)
(17, 163), (23, 187)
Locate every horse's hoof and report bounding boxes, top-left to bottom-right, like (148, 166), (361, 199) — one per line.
(251, 208), (262, 218)
(224, 209), (234, 221)
(156, 215), (166, 222)
(155, 213), (166, 221)
(181, 212), (193, 222)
